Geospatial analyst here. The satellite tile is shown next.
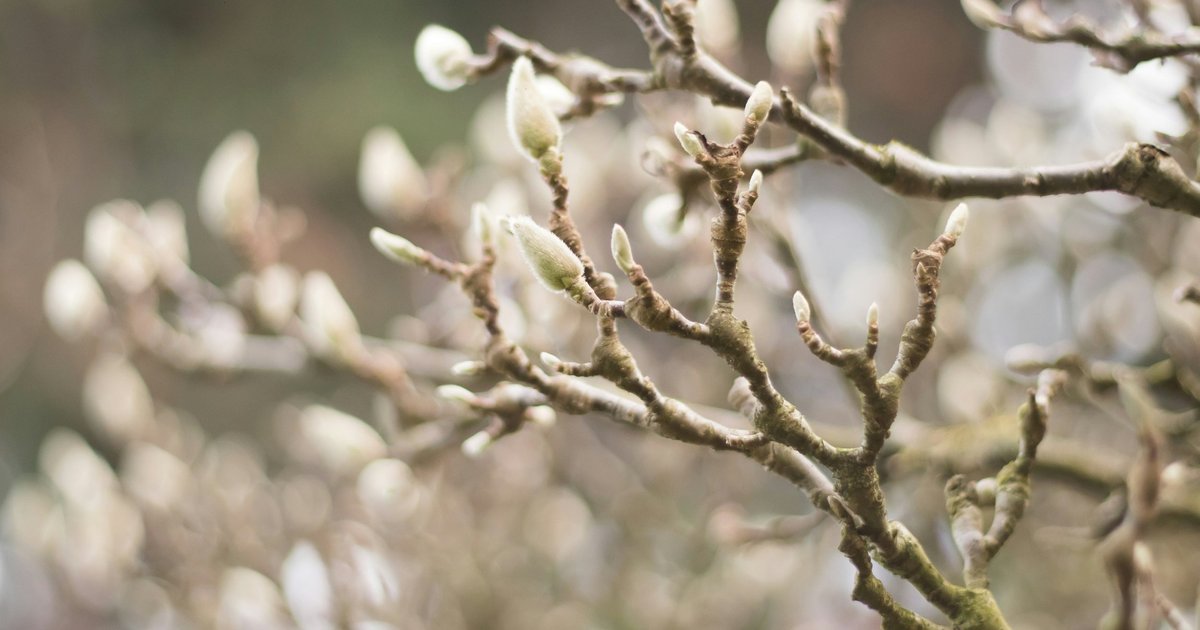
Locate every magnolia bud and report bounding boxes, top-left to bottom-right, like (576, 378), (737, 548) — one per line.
(436, 384), (479, 405)
(461, 430), (493, 458)
(471, 202), (495, 248)
(504, 216), (584, 292)
(747, 170), (763, 196)
(961, 0), (1000, 28)
(525, 405), (557, 427)
(767, 0), (822, 75)
(642, 193), (700, 250)
(944, 202), (969, 239)
(451, 360), (486, 376)
(506, 56), (562, 162)
(83, 353), (154, 444)
(217, 568), (287, 630)
(744, 81), (773, 125)
(298, 405), (387, 476)
(792, 290), (811, 324)
(414, 24), (474, 91)
(540, 351), (563, 371)
(974, 477), (997, 505)
(673, 121), (704, 158)
(281, 541), (334, 628)
(369, 227), (425, 266)
(300, 272), (361, 361)
(83, 201), (157, 294)
(145, 199), (190, 265)
(198, 131), (260, 238)
(867, 302), (879, 327)
(693, 0), (740, 56)
(358, 126), (426, 219)
(44, 259), (107, 341)
(610, 224), (636, 275)
(357, 458), (422, 523)
(254, 264), (300, 331)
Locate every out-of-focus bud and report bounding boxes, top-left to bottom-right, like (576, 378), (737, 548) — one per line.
(451, 360), (487, 376)
(281, 541), (334, 629)
(145, 200), (189, 265)
(120, 441), (191, 511)
(747, 170), (763, 196)
(471, 202), (496, 249)
(961, 0), (1001, 28)
(1, 479), (58, 554)
(415, 24), (474, 91)
(198, 131), (260, 238)
(195, 303), (248, 371)
(300, 272), (361, 361)
(83, 201), (157, 294)
(744, 81), (773, 125)
(641, 193), (700, 250)
(974, 477), (997, 504)
(867, 302), (880, 327)
(254, 264), (300, 331)
(610, 224), (636, 275)
(693, 0), (740, 56)
(673, 122), (705, 158)
(507, 57), (563, 162)
(461, 430), (493, 458)
(525, 405), (557, 427)
(358, 126), (427, 220)
(436, 384), (479, 405)
(767, 0), (822, 75)
(217, 567), (288, 630)
(792, 290), (811, 324)
(83, 353), (155, 445)
(298, 405), (387, 477)
(503, 216), (584, 292)
(44, 260), (107, 341)
(39, 428), (118, 508)
(535, 74), (576, 117)
(944, 202), (970, 238)
(357, 458), (422, 523)
(369, 227), (426, 266)
(540, 351), (563, 371)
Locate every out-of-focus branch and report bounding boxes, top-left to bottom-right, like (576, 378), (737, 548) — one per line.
(962, 0), (1200, 72)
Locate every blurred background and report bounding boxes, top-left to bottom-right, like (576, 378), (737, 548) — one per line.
(2, 0), (1199, 628)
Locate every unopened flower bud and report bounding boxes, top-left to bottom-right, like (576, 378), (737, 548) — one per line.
(961, 0), (1000, 28)
(767, 0), (822, 74)
(83, 201), (157, 294)
(744, 81), (773, 125)
(414, 24), (474, 91)
(83, 353), (154, 444)
(298, 405), (387, 476)
(357, 458), (422, 523)
(370, 227), (425, 266)
(300, 272), (361, 361)
(461, 430), (492, 458)
(358, 126), (426, 219)
(792, 290), (811, 324)
(610, 224), (636, 275)
(540, 352), (563, 371)
(451, 360), (487, 376)
(198, 131), (260, 238)
(505, 216), (584, 292)
(436, 384), (478, 405)
(747, 170), (763, 196)
(693, 0), (740, 56)
(673, 122), (704, 158)
(525, 405), (557, 427)
(44, 260), (107, 341)
(867, 302), (879, 327)
(471, 202), (495, 248)
(974, 477), (997, 504)
(254, 264), (300, 331)
(506, 57), (562, 162)
(944, 202), (969, 239)
(642, 193), (700, 250)
(145, 200), (189, 265)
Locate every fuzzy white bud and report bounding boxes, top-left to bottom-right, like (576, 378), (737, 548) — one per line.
(744, 81), (773, 125)
(505, 216), (584, 292)
(961, 0), (1000, 28)
(461, 430), (493, 458)
(298, 405), (387, 476)
(300, 272), (361, 361)
(451, 361), (486, 376)
(357, 458), (422, 523)
(471, 202), (495, 248)
(506, 56), (563, 162)
(673, 121), (704, 158)
(281, 541), (334, 629)
(540, 352), (563, 371)
(436, 384), (478, 405)
(254, 264), (300, 331)
(83, 201), (157, 294)
(369, 227), (425, 266)
(792, 290), (811, 324)
(145, 199), (190, 265)
(358, 126), (427, 219)
(944, 202), (969, 239)
(610, 224), (636, 275)
(867, 302), (879, 327)
(198, 131), (260, 238)
(525, 405), (557, 427)
(767, 0), (822, 74)
(414, 24), (474, 91)
(974, 477), (997, 505)
(693, 0), (740, 56)
(43, 260), (107, 341)
(83, 353), (154, 444)
(747, 170), (763, 196)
